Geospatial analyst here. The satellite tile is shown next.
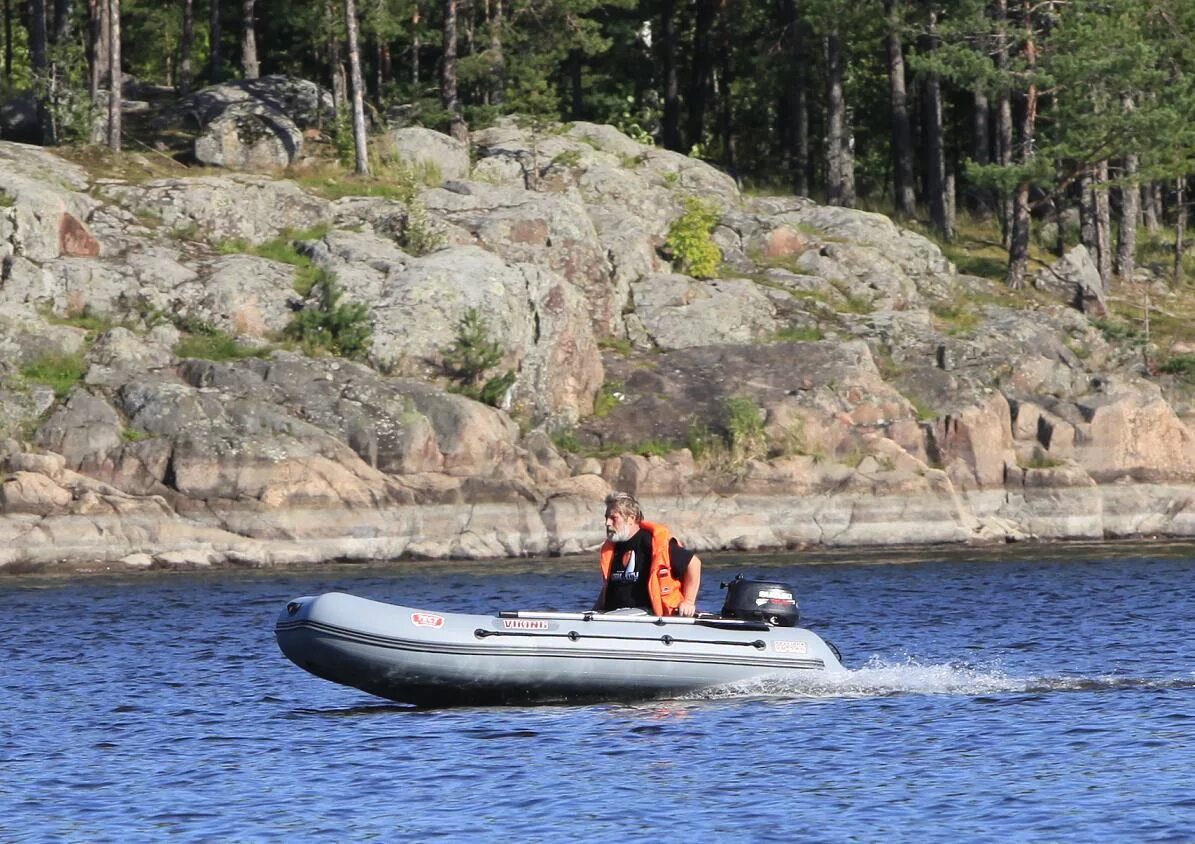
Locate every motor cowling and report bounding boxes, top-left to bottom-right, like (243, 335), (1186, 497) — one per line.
(720, 576), (799, 627)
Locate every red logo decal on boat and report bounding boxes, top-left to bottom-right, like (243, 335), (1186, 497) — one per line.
(411, 612), (445, 628)
(502, 619), (550, 630)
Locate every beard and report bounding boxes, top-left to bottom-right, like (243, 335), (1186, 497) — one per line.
(606, 523), (638, 543)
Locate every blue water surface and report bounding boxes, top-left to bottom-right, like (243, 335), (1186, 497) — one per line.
(2, 545), (1193, 842)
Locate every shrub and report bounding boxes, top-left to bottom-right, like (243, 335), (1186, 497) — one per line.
(283, 271), (373, 360)
(665, 197), (722, 279)
(1159, 354), (1195, 382)
(724, 395), (767, 461)
(442, 308), (516, 406)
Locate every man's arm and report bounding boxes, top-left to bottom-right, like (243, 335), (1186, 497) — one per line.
(678, 554), (702, 617)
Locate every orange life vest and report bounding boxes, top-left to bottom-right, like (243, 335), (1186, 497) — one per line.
(599, 521), (685, 616)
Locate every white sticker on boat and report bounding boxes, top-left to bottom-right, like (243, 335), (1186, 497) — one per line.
(502, 619), (550, 631)
(411, 612), (445, 629)
(755, 588), (795, 605)
(772, 640), (808, 654)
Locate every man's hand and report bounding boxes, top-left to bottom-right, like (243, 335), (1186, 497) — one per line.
(678, 599), (696, 617)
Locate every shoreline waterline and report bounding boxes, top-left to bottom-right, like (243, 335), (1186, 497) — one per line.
(6, 534), (1195, 582)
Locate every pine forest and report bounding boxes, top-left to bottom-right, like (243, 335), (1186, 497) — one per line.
(4, 0), (1195, 289)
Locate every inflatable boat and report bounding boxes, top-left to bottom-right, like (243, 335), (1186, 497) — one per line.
(275, 578), (845, 706)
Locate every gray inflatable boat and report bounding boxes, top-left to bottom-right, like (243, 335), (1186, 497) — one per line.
(275, 579), (845, 706)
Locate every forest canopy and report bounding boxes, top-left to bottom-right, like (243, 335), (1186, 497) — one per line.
(5, 0), (1194, 286)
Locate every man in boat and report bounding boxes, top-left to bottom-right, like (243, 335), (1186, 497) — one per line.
(597, 492), (702, 617)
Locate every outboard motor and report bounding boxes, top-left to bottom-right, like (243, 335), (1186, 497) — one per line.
(720, 575), (799, 627)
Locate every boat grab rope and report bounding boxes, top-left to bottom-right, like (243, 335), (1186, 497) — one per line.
(475, 628), (767, 649)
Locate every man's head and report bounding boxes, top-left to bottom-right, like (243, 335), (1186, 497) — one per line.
(604, 492), (643, 543)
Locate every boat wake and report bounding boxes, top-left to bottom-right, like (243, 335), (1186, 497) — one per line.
(685, 655), (1195, 702)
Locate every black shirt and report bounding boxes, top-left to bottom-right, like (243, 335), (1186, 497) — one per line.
(602, 529), (694, 612)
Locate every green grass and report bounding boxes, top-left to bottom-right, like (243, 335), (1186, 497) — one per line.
(22, 352), (88, 398)
(772, 326), (824, 343)
(174, 332), (273, 361)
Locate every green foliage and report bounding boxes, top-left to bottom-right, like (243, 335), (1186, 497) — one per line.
(665, 197), (722, 279)
(442, 308), (516, 406)
(283, 272), (373, 360)
(122, 427), (149, 443)
(0, 189), (14, 208)
(551, 149), (583, 168)
(772, 326), (824, 343)
(331, 112), (356, 167)
(21, 353), (87, 398)
(592, 381), (624, 417)
(43, 307), (115, 340)
(174, 332), (272, 362)
(1158, 355), (1195, 383)
(1092, 318), (1143, 344)
(598, 336), (635, 356)
(724, 395), (767, 462)
(930, 300), (981, 335)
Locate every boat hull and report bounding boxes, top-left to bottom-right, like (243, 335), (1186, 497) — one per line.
(275, 592), (845, 706)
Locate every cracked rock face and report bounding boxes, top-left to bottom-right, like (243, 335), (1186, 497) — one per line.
(2, 113), (1195, 570)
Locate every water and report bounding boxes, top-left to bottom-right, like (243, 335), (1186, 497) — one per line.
(3, 546), (1194, 841)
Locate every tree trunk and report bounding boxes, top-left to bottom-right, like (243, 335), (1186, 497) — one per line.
(327, 0), (345, 116)
(1080, 168), (1095, 250)
(344, 0), (369, 175)
(29, 0), (51, 144)
(885, 0), (915, 218)
(1142, 182), (1160, 234)
(88, 0), (106, 103)
(411, 4), (420, 85)
(179, 0), (193, 93)
(1117, 155), (1139, 282)
(660, 0), (681, 151)
(1005, 4), (1036, 288)
(717, 0), (737, 177)
(1094, 159), (1112, 289)
(824, 29), (854, 207)
(209, 0), (221, 83)
(781, 0), (809, 197)
(1176, 177), (1187, 286)
(4, 0), (12, 86)
(925, 10), (949, 237)
(686, 0), (719, 152)
(106, 0), (121, 151)
(971, 88), (992, 215)
(241, 0), (259, 79)
(568, 49), (582, 117)
(994, 0), (1013, 248)
(441, 0), (466, 141)
(488, 0), (503, 105)
(53, 0), (70, 41)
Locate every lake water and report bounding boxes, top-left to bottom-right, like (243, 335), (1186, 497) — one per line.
(3, 544), (1194, 841)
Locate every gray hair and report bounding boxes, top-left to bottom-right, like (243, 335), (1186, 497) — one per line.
(604, 491), (643, 523)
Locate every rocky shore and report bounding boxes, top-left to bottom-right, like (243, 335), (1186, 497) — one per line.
(3, 77), (1195, 573)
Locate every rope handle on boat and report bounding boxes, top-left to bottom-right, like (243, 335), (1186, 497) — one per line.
(475, 628), (767, 649)
(498, 610), (770, 632)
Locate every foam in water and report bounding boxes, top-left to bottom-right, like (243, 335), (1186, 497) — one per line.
(684, 655), (1195, 702)
(682, 653), (1022, 701)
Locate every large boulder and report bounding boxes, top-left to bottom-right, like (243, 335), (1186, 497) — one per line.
(0, 142), (100, 264)
(385, 127), (470, 183)
(628, 273), (780, 350)
(106, 174), (332, 244)
(194, 102), (304, 170)
(306, 234), (604, 424)
(153, 75), (336, 133)
(1034, 244), (1107, 316)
